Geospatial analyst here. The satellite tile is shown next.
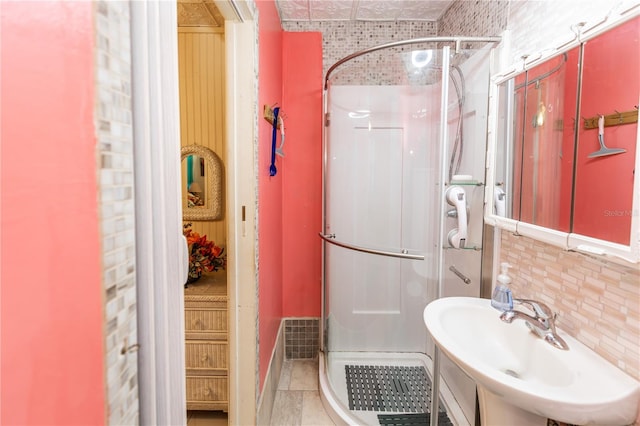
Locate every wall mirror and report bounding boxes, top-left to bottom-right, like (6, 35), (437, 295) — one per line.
(487, 12), (640, 263)
(181, 145), (223, 221)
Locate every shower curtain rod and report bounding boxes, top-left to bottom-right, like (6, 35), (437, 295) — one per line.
(324, 36), (502, 89)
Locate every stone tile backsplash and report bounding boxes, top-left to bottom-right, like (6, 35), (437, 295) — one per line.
(501, 232), (640, 380)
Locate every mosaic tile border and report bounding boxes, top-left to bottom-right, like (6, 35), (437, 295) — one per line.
(285, 318), (320, 359)
(95, 1), (139, 424)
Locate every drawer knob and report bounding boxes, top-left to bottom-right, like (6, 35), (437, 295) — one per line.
(194, 319), (204, 328)
(201, 353), (209, 362)
(204, 387), (211, 396)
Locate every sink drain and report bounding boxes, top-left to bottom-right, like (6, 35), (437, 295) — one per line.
(503, 369), (520, 379)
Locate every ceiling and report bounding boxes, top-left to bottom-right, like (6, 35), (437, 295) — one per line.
(177, 0), (224, 27)
(177, 0), (456, 27)
(275, 0), (455, 22)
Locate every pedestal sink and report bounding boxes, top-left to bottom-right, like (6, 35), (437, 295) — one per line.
(423, 297), (640, 426)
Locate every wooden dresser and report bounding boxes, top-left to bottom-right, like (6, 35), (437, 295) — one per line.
(184, 271), (228, 411)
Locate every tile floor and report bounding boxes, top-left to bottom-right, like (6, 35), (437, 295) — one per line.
(187, 362), (579, 426)
(270, 358), (335, 426)
(186, 358), (334, 426)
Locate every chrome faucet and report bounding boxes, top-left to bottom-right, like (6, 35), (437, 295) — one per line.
(499, 298), (569, 350)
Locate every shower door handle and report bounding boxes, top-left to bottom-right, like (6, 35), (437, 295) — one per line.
(445, 186), (468, 249)
(318, 232), (424, 260)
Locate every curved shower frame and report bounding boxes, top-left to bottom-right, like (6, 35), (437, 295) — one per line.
(323, 36), (501, 89)
(320, 36), (500, 426)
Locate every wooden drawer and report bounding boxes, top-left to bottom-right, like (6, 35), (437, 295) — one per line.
(185, 341), (228, 374)
(185, 308), (227, 340)
(186, 376), (228, 410)
(183, 272), (228, 411)
(184, 298), (226, 310)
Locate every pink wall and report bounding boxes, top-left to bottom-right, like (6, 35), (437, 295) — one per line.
(518, 49), (578, 231)
(256, 0), (285, 389)
(256, 1), (324, 390)
(511, 16), (637, 245)
(281, 32), (323, 317)
(558, 47), (580, 232)
(0, 2), (106, 425)
(573, 16), (638, 245)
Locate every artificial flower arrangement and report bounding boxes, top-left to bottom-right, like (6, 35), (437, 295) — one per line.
(183, 222), (226, 284)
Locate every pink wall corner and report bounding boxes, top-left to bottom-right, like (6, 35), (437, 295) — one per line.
(281, 32), (323, 318)
(1, 2), (105, 425)
(256, 0), (285, 391)
(572, 16), (638, 245)
(558, 47), (581, 232)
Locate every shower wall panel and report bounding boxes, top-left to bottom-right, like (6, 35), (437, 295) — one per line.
(440, 47), (495, 424)
(325, 85), (442, 354)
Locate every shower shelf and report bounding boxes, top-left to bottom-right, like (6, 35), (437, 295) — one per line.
(444, 244), (482, 251)
(445, 180), (484, 186)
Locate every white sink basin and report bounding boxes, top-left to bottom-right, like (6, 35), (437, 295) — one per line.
(423, 297), (640, 426)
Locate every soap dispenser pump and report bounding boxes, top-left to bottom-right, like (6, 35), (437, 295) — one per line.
(491, 262), (513, 311)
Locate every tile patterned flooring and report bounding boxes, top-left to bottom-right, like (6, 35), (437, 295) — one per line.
(186, 358), (334, 426)
(270, 358), (335, 426)
(187, 361), (588, 426)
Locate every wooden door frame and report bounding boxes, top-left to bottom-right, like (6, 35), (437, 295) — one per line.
(131, 1), (258, 424)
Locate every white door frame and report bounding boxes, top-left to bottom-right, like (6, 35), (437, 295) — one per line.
(223, 12), (260, 426)
(131, 1), (258, 424)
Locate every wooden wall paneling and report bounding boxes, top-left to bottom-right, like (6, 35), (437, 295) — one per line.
(178, 28), (227, 249)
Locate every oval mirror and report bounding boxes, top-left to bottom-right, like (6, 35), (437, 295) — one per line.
(181, 145), (223, 221)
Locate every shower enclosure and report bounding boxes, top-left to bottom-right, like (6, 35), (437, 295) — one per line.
(319, 37), (500, 426)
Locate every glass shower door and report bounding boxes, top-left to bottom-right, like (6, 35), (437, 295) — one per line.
(325, 125), (431, 353)
(320, 42), (499, 426)
(323, 61), (446, 358)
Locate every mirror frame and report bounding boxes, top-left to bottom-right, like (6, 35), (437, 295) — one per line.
(181, 145), (223, 221)
(485, 10), (640, 264)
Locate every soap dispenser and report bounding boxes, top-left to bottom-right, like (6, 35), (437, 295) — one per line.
(491, 262), (513, 311)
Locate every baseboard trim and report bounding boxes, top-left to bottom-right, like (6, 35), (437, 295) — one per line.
(256, 320), (285, 426)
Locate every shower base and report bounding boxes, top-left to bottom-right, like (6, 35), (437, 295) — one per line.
(319, 351), (470, 426)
